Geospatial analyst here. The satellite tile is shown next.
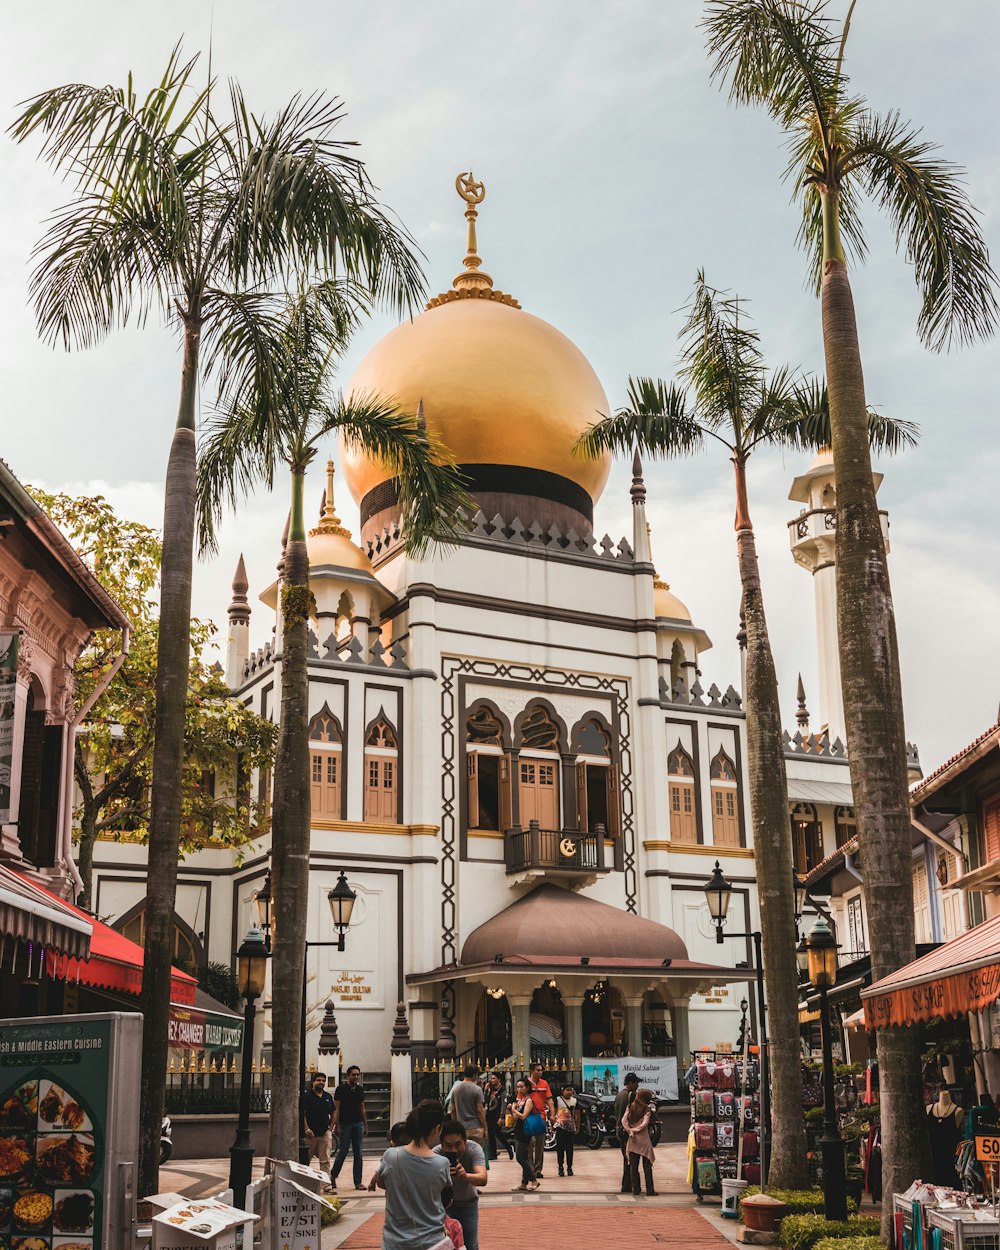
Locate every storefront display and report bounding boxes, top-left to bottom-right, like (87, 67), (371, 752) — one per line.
(688, 1050), (760, 1195)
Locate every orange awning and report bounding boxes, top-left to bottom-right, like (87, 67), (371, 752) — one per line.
(862, 912), (1000, 1029)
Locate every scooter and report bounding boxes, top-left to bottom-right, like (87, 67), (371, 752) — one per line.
(160, 1116), (173, 1165)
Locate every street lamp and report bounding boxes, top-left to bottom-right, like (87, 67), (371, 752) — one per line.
(253, 872), (272, 949)
(327, 871), (357, 952)
(805, 916), (847, 1221)
(793, 870), (808, 927)
(229, 926), (270, 1211)
(702, 862), (770, 1185)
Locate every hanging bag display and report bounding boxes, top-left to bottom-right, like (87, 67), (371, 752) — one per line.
(695, 1122), (715, 1150)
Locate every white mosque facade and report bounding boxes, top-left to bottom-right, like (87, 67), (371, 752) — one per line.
(89, 179), (890, 1073)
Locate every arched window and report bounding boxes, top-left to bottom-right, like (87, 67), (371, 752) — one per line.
(710, 748), (741, 848)
(308, 705), (343, 820)
(835, 805), (857, 848)
(516, 706), (561, 830)
(572, 716), (620, 838)
(669, 639), (685, 698)
(118, 906), (203, 974)
(791, 802), (823, 873)
(466, 704), (511, 833)
(667, 743), (697, 845)
(364, 711), (398, 824)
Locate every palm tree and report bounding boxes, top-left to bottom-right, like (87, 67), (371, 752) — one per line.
(11, 47), (424, 1194)
(197, 279), (471, 1157)
(702, 0), (998, 1201)
(577, 271), (915, 1189)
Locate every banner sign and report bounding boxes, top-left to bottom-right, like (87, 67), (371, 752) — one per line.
(0, 1012), (142, 1250)
(167, 1004), (243, 1053)
(0, 633), (18, 823)
(863, 961), (1000, 1030)
(581, 1056), (679, 1102)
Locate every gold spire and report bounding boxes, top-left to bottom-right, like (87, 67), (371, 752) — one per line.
(646, 522), (670, 591)
(310, 461), (352, 540)
(425, 172), (521, 310)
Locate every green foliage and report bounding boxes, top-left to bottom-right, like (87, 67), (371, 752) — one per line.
(804, 1106), (826, 1123)
(813, 1240), (880, 1250)
(741, 1188), (858, 1219)
(280, 583), (317, 625)
(319, 1199), (342, 1226)
(198, 962), (241, 1011)
(779, 1214), (880, 1250)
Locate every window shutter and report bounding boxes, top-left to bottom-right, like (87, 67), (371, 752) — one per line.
(499, 754), (513, 832)
(467, 753), (480, 830)
(984, 799), (1000, 864)
(576, 761), (588, 832)
(607, 764), (621, 838)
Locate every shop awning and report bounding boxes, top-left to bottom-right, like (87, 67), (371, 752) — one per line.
(0, 865), (92, 961)
(787, 778), (856, 806)
(861, 912), (1000, 1029)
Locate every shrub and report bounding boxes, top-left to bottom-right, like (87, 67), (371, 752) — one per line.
(813, 1238), (881, 1250)
(779, 1213), (880, 1250)
(739, 1188), (858, 1220)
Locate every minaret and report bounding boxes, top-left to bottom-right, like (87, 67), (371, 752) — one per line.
(788, 450), (890, 745)
(225, 554), (251, 688)
(631, 449), (652, 564)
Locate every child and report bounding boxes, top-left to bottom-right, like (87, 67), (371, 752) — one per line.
(442, 1185), (465, 1249)
(621, 1087), (657, 1196)
(367, 1120), (413, 1189)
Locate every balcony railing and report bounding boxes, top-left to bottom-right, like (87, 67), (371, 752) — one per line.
(503, 820), (608, 876)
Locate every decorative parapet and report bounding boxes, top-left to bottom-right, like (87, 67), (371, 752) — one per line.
(660, 676), (743, 712)
(780, 728), (921, 772)
(241, 632), (409, 682)
(367, 509), (636, 569)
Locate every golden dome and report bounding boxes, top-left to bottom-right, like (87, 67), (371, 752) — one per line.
(654, 583), (692, 623)
(307, 461), (373, 573)
(340, 173), (611, 513)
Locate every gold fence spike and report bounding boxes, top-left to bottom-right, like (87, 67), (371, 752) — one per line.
(414, 1058), (420, 1073)
(423, 1059), (430, 1073)
(251, 1059), (258, 1074)
(230, 1057), (238, 1073)
(201, 1056), (209, 1073)
(210, 1057), (218, 1073)
(431, 1059), (438, 1073)
(168, 1058), (175, 1074)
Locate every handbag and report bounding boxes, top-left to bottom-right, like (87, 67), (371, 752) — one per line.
(504, 1111), (515, 1130)
(524, 1111), (546, 1137)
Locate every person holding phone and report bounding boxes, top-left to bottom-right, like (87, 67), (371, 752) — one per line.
(433, 1119), (487, 1250)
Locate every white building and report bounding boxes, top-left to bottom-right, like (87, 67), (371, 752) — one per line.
(90, 179), (891, 1075)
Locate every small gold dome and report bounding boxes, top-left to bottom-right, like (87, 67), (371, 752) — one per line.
(341, 297), (611, 506)
(654, 582), (692, 623)
(307, 461), (373, 573)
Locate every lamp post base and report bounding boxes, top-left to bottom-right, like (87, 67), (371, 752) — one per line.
(820, 1128), (848, 1222)
(229, 1131), (254, 1212)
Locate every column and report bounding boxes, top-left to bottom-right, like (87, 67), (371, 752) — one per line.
(561, 991), (586, 1068)
(507, 993), (533, 1072)
(672, 1000), (691, 1069)
(624, 993), (644, 1058)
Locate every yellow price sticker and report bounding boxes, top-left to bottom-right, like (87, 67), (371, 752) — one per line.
(975, 1135), (1000, 1162)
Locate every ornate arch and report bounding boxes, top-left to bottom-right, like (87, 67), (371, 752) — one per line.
(709, 747), (737, 782)
(308, 703), (343, 744)
(365, 708), (398, 750)
(115, 900), (205, 973)
(513, 699), (566, 751)
(465, 699), (511, 748)
(570, 712), (613, 757)
(668, 741), (694, 777)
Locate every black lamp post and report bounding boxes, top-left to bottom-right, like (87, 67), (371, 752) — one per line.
(229, 926), (269, 1211)
(253, 872), (272, 949)
(296, 870), (356, 1161)
(702, 861), (771, 1185)
(806, 916), (847, 1221)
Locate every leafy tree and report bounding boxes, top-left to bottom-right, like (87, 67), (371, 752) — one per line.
(12, 45), (423, 1192)
(197, 961), (241, 1012)
(197, 279), (471, 1158)
(577, 271), (915, 1189)
(30, 490), (276, 909)
(703, 0), (998, 1204)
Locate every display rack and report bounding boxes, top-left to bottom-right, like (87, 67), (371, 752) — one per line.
(690, 1049), (760, 1195)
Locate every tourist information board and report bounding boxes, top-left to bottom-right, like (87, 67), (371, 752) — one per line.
(0, 1012), (141, 1250)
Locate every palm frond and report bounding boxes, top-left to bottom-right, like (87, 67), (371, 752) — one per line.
(679, 271), (763, 436)
(703, 0), (841, 137)
(200, 287), (289, 425)
(574, 377), (705, 460)
(763, 377), (919, 452)
(323, 392), (474, 553)
(844, 109), (999, 349)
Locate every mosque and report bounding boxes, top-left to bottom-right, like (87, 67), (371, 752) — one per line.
(90, 174), (885, 1071)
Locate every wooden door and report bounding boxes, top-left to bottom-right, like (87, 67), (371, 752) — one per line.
(519, 758), (559, 828)
(712, 785), (740, 847)
(311, 749), (341, 819)
(669, 780), (696, 843)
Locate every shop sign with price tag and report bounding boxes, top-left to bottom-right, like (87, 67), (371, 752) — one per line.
(975, 1134), (1000, 1162)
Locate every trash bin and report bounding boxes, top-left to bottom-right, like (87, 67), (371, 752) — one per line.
(720, 1178), (748, 1220)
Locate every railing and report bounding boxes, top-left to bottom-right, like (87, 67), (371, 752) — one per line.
(164, 1060), (271, 1115)
(504, 821), (606, 875)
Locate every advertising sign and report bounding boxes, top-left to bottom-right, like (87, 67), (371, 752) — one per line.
(0, 633), (18, 823)
(0, 1012), (142, 1250)
(167, 1005), (243, 1054)
(580, 1056), (679, 1102)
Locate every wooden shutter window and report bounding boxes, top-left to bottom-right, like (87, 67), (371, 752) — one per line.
(467, 753), (480, 829)
(607, 763), (621, 838)
(499, 754), (513, 832)
(576, 761), (588, 832)
(983, 798), (1000, 864)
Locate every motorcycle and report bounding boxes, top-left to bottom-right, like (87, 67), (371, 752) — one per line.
(543, 1091), (605, 1151)
(599, 1096), (665, 1147)
(160, 1116), (173, 1165)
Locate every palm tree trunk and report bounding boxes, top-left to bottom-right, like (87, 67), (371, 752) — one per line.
(267, 466), (313, 1159)
(74, 744), (97, 911)
(734, 461), (808, 1189)
(138, 321), (199, 1198)
(820, 190), (929, 1223)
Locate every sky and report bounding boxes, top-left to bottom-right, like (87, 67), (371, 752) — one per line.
(2, 1), (999, 774)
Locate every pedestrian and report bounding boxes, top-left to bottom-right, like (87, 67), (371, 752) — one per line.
(509, 1078), (541, 1191)
(622, 1086), (657, 1196)
(373, 1102), (452, 1250)
(527, 1062), (554, 1178)
(331, 1064), (368, 1191)
(434, 1119), (487, 1250)
(485, 1072), (514, 1160)
(554, 1084), (579, 1177)
(450, 1063), (488, 1147)
(302, 1071), (335, 1184)
(613, 1071), (639, 1193)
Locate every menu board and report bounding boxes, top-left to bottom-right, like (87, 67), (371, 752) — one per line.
(0, 1014), (142, 1250)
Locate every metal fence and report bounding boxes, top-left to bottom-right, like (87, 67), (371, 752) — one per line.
(164, 1057), (272, 1115)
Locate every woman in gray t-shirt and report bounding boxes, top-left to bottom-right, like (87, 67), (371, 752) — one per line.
(375, 1103), (451, 1250)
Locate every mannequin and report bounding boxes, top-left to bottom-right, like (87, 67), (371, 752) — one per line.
(926, 1088), (963, 1187)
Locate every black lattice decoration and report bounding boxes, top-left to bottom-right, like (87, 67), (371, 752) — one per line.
(439, 657), (638, 935)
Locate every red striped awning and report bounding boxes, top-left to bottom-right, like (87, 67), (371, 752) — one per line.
(0, 865), (92, 961)
(862, 912), (1000, 1029)
(21, 876), (198, 1006)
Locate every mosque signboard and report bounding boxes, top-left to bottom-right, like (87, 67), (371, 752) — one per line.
(581, 1057), (678, 1101)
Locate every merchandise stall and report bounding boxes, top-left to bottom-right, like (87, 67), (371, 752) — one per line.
(688, 1049), (760, 1198)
